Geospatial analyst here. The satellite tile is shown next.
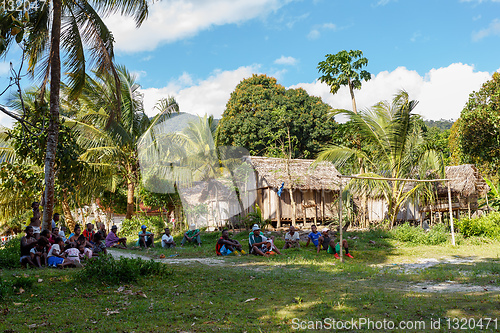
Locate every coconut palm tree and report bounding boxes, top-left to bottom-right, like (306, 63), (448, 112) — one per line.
(317, 91), (444, 228)
(1, 0), (148, 230)
(67, 66), (179, 219)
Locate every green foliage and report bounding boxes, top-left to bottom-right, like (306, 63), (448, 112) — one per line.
(457, 72), (500, 177)
(218, 74), (336, 158)
(241, 205), (271, 230)
(99, 190), (128, 215)
(482, 179), (500, 211)
(455, 212), (500, 238)
(0, 162), (42, 224)
(120, 216), (167, 239)
(390, 223), (448, 245)
(318, 50), (371, 95)
(75, 255), (172, 284)
(423, 119), (454, 130)
(0, 235), (21, 268)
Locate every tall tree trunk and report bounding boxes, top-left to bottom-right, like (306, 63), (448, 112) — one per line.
(61, 190), (76, 232)
(42, 0), (62, 232)
(126, 178), (135, 219)
(349, 80), (357, 114)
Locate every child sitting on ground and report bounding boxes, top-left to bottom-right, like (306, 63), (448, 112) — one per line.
(65, 242), (83, 266)
(92, 233), (107, 257)
(47, 237), (74, 268)
(30, 236), (49, 268)
(78, 243), (92, 260)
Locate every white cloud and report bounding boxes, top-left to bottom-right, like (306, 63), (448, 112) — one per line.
(274, 55), (298, 66)
(105, 0), (292, 53)
(473, 18), (500, 41)
(307, 22), (338, 40)
(140, 65), (260, 118)
(290, 63), (491, 121)
(307, 29), (320, 39)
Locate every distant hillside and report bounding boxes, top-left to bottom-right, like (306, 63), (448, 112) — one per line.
(424, 119), (454, 130)
(148, 112), (220, 133)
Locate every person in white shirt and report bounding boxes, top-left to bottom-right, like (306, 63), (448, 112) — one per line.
(283, 225), (300, 249)
(161, 228), (176, 248)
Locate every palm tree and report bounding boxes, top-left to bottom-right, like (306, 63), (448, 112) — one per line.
(1, 0), (148, 230)
(67, 66), (179, 219)
(317, 91), (444, 228)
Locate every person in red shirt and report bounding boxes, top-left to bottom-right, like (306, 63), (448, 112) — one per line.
(82, 223), (95, 244)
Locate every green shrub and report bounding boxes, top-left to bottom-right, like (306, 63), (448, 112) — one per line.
(0, 235), (22, 268)
(120, 216), (167, 239)
(455, 212), (500, 238)
(75, 255), (172, 284)
(390, 223), (449, 245)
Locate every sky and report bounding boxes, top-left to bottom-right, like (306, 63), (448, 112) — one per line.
(1, 0), (500, 127)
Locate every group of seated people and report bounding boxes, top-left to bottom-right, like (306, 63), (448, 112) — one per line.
(215, 224), (353, 258)
(20, 222), (128, 268)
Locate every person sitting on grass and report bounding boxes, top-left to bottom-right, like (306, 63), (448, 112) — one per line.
(249, 225), (281, 256)
(92, 233), (107, 256)
(283, 225), (300, 249)
(97, 223), (107, 239)
(305, 224), (322, 252)
(20, 226), (38, 268)
(181, 224), (201, 247)
(69, 225), (83, 245)
(64, 242), (83, 267)
(47, 237), (74, 268)
(216, 229), (245, 256)
(161, 228), (176, 249)
(138, 225), (155, 248)
(29, 236), (49, 268)
(40, 229), (55, 244)
(318, 228), (353, 259)
(82, 223), (95, 244)
(105, 225), (127, 249)
(28, 216), (41, 240)
(78, 243), (92, 260)
(58, 226), (68, 243)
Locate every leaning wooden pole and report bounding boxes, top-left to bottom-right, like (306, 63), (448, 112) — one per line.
(447, 181), (456, 246)
(338, 177), (343, 263)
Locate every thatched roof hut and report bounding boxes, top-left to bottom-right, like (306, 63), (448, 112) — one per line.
(442, 164), (489, 197)
(420, 164), (489, 215)
(243, 156), (343, 191)
(243, 156), (342, 225)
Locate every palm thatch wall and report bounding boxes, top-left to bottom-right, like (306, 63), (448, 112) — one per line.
(420, 164), (489, 214)
(245, 156), (342, 225)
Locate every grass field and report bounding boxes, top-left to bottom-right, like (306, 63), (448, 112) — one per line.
(1, 228), (499, 332)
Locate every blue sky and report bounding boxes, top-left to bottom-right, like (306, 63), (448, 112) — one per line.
(1, 0), (500, 126)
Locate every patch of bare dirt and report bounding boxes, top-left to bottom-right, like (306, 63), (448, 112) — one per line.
(107, 249), (225, 266)
(411, 282), (500, 293)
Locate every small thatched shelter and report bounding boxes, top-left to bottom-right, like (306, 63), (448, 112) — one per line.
(420, 164), (489, 219)
(244, 156), (342, 226)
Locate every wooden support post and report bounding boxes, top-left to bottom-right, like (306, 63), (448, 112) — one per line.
(338, 179), (344, 263)
(303, 203), (307, 225)
(468, 199), (471, 219)
(447, 182), (456, 246)
(321, 189), (325, 225)
(277, 194), (281, 228)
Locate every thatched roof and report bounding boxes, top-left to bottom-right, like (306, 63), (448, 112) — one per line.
(244, 156), (342, 191)
(443, 164), (489, 197)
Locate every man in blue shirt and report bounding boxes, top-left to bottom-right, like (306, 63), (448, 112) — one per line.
(305, 224), (322, 252)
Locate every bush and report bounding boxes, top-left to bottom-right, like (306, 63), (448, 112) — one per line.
(455, 212), (500, 238)
(0, 235), (22, 268)
(120, 216), (167, 239)
(390, 223), (449, 245)
(75, 255), (172, 284)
